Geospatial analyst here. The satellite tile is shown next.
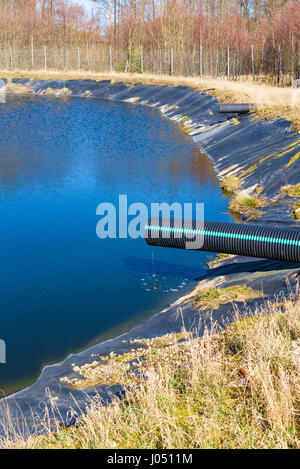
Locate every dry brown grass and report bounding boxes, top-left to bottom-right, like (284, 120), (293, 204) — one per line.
(220, 175), (241, 194)
(229, 189), (268, 217)
(279, 184), (300, 220)
(44, 87), (72, 96)
(2, 69), (300, 130)
(6, 81), (32, 94)
(2, 297), (300, 449)
(293, 202), (300, 220)
(280, 183), (300, 198)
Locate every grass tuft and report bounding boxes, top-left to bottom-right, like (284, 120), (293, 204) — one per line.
(208, 253), (236, 265)
(220, 175), (241, 194)
(6, 82), (32, 94)
(182, 125), (192, 135)
(280, 185), (300, 219)
(293, 202), (300, 220)
(229, 189), (267, 216)
(192, 284), (261, 310)
(280, 183), (300, 198)
(44, 87), (71, 96)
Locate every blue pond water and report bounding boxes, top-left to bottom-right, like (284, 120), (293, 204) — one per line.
(0, 95), (231, 394)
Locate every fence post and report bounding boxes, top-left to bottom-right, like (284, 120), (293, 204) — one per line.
(31, 37), (34, 69)
(200, 44), (203, 77)
(44, 45), (47, 71)
(10, 46), (13, 71)
(63, 47), (67, 70)
(86, 45), (90, 71)
(140, 45), (144, 73)
(78, 46), (81, 71)
(109, 46), (113, 73)
(277, 44), (281, 84)
(170, 46), (174, 75)
(227, 45), (230, 80)
(251, 44), (255, 81)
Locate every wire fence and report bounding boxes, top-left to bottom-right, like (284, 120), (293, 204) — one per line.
(0, 45), (298, 84)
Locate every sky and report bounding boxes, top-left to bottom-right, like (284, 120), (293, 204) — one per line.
(71, 0), (96, 15)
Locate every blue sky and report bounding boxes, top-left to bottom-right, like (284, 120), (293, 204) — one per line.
(71, 0), (96, 15)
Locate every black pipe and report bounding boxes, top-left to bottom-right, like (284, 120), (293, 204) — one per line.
(219, 103), (254, 114)
(144, 218), (300, 263)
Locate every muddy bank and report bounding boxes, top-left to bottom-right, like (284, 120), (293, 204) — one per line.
(0, 78), (299, 438)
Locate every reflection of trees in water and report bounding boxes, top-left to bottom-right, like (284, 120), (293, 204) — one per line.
(0, 95), (217, 201)
(91, 120), (217, 195)
(0, 96), (74, 196)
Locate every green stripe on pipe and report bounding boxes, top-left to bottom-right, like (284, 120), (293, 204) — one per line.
(145, 225), (300, 247)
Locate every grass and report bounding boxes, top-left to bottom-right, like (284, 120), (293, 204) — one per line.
(60, 334), (184, 390)
(293, 202), (300, 220)
(220, 175), (241, 194)
(255, 106), (300, 131)
(1, 70), (300, 130)
(5, 82), (32, 94)
(246, 209), (264, 220)
(2, 298), (300, 449)
(44, 87), (72, 96)
(182, 125), (192, 135)
(208, 253), (236, 265)
(279, 184), (300, 220)
(192, 284), (261, 310)
(229, 189), (268, 216)
(280, 183), (300, 198)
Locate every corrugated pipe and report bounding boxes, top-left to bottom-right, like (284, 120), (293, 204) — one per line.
(219, 103), (255, 113)
(144, 218), (300, 263)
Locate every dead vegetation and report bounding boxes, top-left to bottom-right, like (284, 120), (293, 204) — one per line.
(6, 81), (32, 94)
(2, 298), (300, 449)
(192, 284), (261, 310)
(229, 188), (268, 217)
(44, 87), (71, 96)
(220, 175), (241, 194)
(280, 184), (300, 220)
(293, 202), (300, 220)
(280, 183), (300, 198)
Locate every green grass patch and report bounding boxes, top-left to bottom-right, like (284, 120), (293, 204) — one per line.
(192, 284), (261, 310)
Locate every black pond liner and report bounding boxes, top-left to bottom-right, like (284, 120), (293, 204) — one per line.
(145, 217), (300, 263)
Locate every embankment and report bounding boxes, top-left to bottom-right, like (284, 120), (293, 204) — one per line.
(0, 78), (299, 439)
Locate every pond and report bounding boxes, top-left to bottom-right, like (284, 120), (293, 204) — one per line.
(0, 95), (231, 394)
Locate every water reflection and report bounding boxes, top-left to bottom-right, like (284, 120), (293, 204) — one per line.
(0, 95), (230, 394)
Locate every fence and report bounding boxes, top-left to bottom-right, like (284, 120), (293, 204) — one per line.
(0, 44), (298, 84)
